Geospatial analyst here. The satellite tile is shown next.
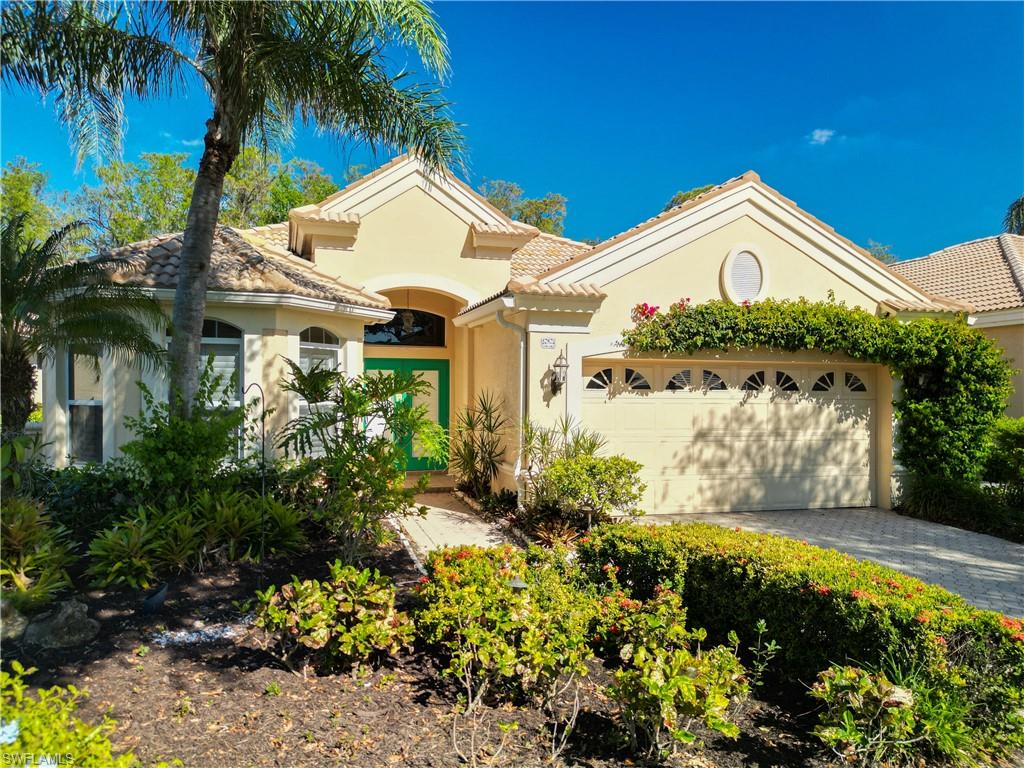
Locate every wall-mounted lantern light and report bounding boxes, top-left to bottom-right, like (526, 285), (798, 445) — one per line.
(551, 349), (569, 394)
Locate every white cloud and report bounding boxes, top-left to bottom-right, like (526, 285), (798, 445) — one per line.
(159, 131), (173, 140)
(808, 128), (836, 146)
(180, 138), (204, 147)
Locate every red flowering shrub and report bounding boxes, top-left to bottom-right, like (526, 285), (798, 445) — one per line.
(577, 523), (1024, 757)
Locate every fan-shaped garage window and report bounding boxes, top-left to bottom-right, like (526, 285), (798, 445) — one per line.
(845, 372), (868, 392)
(702, 369), (727, 391)
(722, 247), (765, 303)
(812, 372), (835, 392)
(666, 370), (692, 391)
(300, 326), (339, 346)
(624, 368), (651, 391)
(586, 368), (613, 390)
(775, 370), (800, 392)
(741, 370), (765, 391)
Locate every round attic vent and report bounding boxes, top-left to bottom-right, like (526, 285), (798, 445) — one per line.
(722, 246), (765, 303)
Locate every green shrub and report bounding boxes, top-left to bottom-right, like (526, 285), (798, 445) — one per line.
(898, 474), (1023, 543)
(35, 460), (142, 539)
(539, 454), (645, 527)
(520, 418), (605, 518)
(610, 588), (748, 757)
(450, 391), (509, 499)
(121, 363), (251, 502)
(622, 298), (1012, 481)
(0, 496), (75, 610)
(254, 561), (412, 672)
(984, 416), (1024, 486)
(277, 361), (445, 561)
(0, 660), (179, 767)
(414, 545), (597, 711)
(576, 523), (1024, 758)
(810, 662), (975, 767)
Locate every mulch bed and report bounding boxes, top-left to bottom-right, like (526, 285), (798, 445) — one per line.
(4, 538), (831, 767)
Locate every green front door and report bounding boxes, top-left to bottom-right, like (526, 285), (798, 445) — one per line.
(364, 358), (449, 470)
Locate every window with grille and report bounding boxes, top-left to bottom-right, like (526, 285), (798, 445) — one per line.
(666, 370), (692, 391)
(812, 372), (835, 392)
(775, 370), (800, 392)
(702, 369), (727, 391)
(741, 370), (765, 391)
(625, 368), (651, 390)
(586, 368), (613, 390)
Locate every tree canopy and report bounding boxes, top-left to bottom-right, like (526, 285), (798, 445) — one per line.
(479, 179), (567, 236)
(663, 184), (714, 212)
(1005, 195), (1024, 235)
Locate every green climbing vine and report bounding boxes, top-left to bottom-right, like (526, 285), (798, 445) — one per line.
(622, 298), (1012, 480)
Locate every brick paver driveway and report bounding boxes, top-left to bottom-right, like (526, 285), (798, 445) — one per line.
(659, 508), (1024, 617)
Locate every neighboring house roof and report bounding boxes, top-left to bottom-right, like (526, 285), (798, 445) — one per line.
(510, 232), (592, 277)
(108, 226), (389, 310)
(890, 234), (1024, 313)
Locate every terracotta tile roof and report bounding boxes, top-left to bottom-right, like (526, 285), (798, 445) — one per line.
(510, 233), (592, 277)
(507, 277), (606, 299)
(289, 206), (361, 224)
(108, 227), (389, 310)
(238, 222), (289, 249)
(890, 234), (1024, 312)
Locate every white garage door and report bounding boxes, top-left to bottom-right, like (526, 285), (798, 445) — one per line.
(581, 361), (876, 513)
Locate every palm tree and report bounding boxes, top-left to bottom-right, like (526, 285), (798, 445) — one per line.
(1, 214), (166, 436)
(1005, 195), (1024, 235)
(2, 1), (462, 416)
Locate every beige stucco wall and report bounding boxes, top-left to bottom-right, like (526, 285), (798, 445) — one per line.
(588, 215), (879, 337)
(310, 187), (512, 302)
(44, 300), (373, 466)
(467, 316), (523, 489)
(981, 323), (1024, 417)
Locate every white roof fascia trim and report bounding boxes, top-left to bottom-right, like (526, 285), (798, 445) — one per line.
(149, 288), (394, 322)
(452, 295), (514, 328)
(970, 307), (1024, 328)
(320, 157), (513, 232)
(544, 182), (931, 306)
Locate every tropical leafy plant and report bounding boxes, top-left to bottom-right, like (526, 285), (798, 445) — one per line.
(121, 362), (251, 502)
(254, 561), (412, 673)
(810, 662), (975, 767)
(0, 496), (75, 610)
(450, 391), (509, 499)
(1005, 194), (1024, 235)
(2, 0), (462, 414)
(86, 509), (161, 589)
(277, 359), (445, 561)
(609, 588), (749, 757)
(0, 214), (165, 435)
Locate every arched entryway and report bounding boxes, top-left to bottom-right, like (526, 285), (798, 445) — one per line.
(363, 287), (469, 470)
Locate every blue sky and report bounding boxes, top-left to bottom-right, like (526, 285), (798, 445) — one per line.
(2, 1), (1021, 259)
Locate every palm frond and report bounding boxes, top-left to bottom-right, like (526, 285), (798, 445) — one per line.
(1, 214), (167, 371)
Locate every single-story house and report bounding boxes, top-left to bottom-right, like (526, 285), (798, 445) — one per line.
(891, 234), (1024, 417)
(41, 154), (975, 514)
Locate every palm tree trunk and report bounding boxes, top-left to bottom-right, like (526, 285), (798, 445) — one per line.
(166, 113), (239, 417)
(1, 345), (36, 439)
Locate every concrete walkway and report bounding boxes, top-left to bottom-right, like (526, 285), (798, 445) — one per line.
(400, 493), (510, 561)
(664, 508), (1024, 617)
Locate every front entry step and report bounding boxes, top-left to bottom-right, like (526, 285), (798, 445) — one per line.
(405, 471), (457, 493)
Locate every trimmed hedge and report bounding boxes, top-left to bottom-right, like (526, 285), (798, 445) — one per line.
(577, 522), (1024, 755)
